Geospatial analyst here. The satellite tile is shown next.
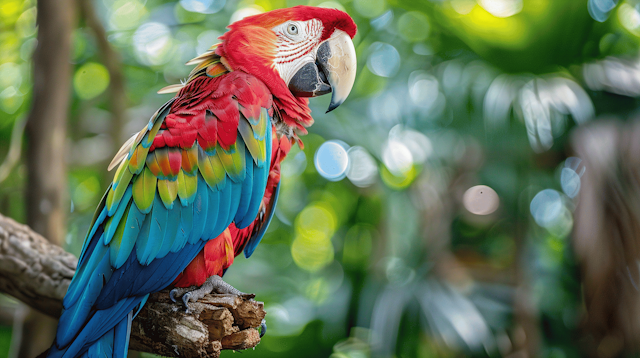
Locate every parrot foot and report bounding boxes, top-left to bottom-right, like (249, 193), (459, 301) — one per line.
(170, 275), (248, 313)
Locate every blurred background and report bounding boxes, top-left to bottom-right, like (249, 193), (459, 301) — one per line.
(2, 0), (640, 357)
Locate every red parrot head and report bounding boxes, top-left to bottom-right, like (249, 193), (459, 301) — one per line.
(216, 6), (358, 115)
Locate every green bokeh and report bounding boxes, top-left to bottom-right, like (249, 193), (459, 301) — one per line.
(73, 62), (110, 100)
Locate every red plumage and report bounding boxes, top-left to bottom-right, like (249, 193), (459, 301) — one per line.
(150, 72), (272, 152)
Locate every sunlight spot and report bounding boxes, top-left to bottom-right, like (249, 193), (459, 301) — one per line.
(478, 0), (523, 18)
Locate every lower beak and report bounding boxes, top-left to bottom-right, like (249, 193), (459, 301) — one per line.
(288, 30), (357, 113)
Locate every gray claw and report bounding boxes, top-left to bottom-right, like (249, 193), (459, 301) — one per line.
(182, 292), (192, 305)
(183, 293), (193, 313)
(170, 288), (179, 303)
(259, 319), (267, 338)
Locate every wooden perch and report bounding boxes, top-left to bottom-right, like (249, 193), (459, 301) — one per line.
(0, 213), (266, 357)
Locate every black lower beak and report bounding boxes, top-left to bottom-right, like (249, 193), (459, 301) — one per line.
(288, 54), (332, 98)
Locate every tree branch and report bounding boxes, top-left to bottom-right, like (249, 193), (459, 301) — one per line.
(0, 213), (266, 358)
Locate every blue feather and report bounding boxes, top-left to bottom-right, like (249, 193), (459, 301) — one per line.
(156, 204), (181, 259)
(58, 250), (111, 347)
(188, 174), (209, 244)
(78, 202), (108, 267)
(227, 180), (242, 229)
(104, 186), (133, 245)
(202, 187), (220, 240)
(134, 209), (153, 265)
(112, 204), (145, 268)
(61, 297), (141, 358)
(214, 179), (232, 236)
(64, 232), (107, 308)
(86, 328), (113, 358)
(139, 195), (169, 264)
(113, 311), (132, 358)
(238, 124), (271, 229)
(171, 204), (192, 253)
(244, 182), (280, 258)
(234, 148), (254, 225)
(134, 241), (205, 294)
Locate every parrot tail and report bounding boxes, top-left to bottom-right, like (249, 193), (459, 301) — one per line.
(80, 310), (133, 358)
(46, 309), (136, 358)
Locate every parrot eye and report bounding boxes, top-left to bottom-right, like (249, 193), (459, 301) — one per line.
(286, 23), (298, 36)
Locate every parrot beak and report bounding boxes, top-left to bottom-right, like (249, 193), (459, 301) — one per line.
(288, 30), (357, 113)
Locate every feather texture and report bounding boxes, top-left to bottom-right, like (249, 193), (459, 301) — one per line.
(50, 70), (274, 358)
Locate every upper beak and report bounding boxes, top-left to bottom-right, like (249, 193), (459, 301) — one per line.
(288, 30), (357, 113)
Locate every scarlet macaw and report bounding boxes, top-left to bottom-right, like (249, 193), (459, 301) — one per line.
(47, 6), (357, 358)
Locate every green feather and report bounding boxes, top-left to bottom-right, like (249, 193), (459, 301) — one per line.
(177, 170), (197, 206)
(107, 165), (133, 215)
(249, 108), (268, 140)
(182, 145), (199, 175)
(129, 145), (150, 175)
(108, 202), (131, 266)
(238, 115), (266, 166)
(158, 179), (178, 209)
(133, 166), (157, 214)
(198, 145), (226, 190)
(217, 138), (246, 183)
(141, 115), (164, 149)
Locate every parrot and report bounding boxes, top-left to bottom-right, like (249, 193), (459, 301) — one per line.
(46, 6), (357, 358)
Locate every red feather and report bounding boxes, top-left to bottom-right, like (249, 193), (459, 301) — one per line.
(152, 72), (271, 153)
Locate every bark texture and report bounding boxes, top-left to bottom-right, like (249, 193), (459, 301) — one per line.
(0, 213), (266, 358)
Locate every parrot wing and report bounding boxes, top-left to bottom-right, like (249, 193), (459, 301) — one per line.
(240, 181), (280, 258)
(52, 71), (273, 358)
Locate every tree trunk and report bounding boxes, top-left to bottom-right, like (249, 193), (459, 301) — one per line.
(20, 0), (75, 356)
(572, 120), (640, 357)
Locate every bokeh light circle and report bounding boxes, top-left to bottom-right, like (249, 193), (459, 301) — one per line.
(463, 185), (500, 215)
(588, 0), (617, 22)
(346, 146), (378, 187)
(397, 11), (430, 42)
(478, 0), (523, 18)
(133, 22), (173, 66)
(74, 62), (110, 100)
(230, 6), (263, 23)
(292, 202), (338, 272)
(367, 42), (401, 78)
(354, 0), (387, 18)
(560, 168), (581, 198)
(560, 157), (584, 199)
(409, 73), (440, 109)
(315, 140), (350, 181)
(180, 0), (225, 14)
(382, 139), (413, 176)
(530, 189), (564, 228)
(196, 30), (221, 55)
